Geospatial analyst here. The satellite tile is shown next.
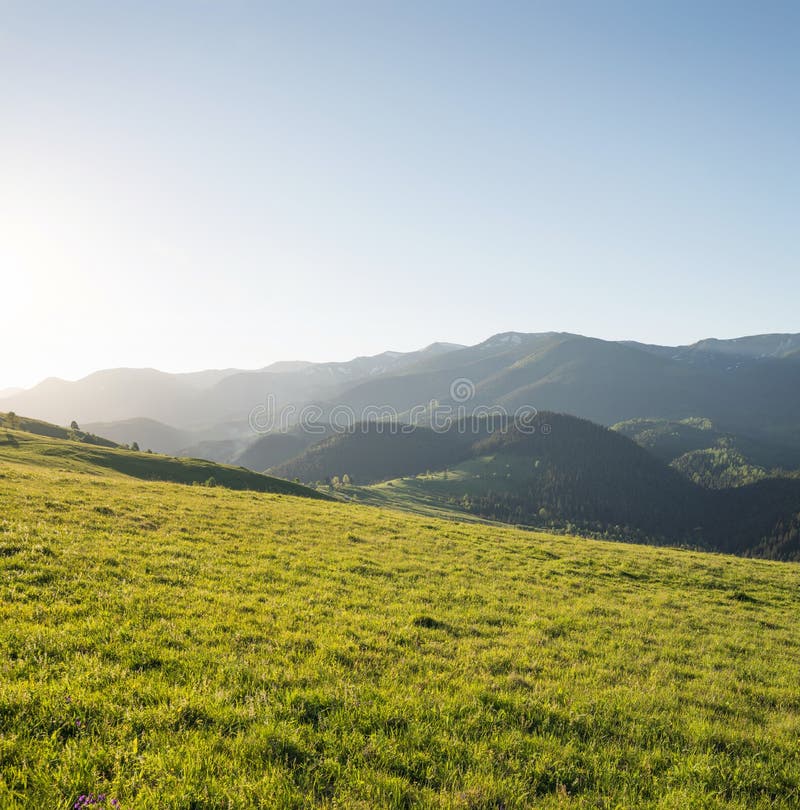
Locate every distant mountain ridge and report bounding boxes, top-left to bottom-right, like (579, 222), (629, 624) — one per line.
(4, 331), (800, 463)
(626, 333), (800, 362)
(261, 341), (465, 379)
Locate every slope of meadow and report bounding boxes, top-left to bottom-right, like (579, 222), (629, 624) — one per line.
(0, 429), (326, 499)
(0, 434), (799, 808)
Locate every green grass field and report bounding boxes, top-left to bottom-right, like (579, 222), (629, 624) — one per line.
(1, 431), (799, 807)
(0, 429), (327, 499)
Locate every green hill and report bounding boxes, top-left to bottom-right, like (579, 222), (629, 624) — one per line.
(0, 424), (328, 499)
(612, 417), (723, 462)
(613, 416), (800, 469)
(1, 426), (800, 807)
(613, 417), (800, 488)
(0, 411), (119, 448)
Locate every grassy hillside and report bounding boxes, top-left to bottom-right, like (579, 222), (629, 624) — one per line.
(0, 428), (327, 499)
(0, 412), (118, 448)
(2, 432), (800, 807)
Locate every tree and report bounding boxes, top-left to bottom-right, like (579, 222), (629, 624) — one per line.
(342, 473), (351, 485)
(6, 412), (19, 429)
(70, 420), (80, 431)
(131, 441), (140, 451)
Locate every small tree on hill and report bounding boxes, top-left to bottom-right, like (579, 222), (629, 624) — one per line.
(70, 420), (80, 431)
(131, 441), (140, 451)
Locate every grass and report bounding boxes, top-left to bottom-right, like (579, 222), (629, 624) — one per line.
(0, 412), (119, 449)
(0, 429), (327, 499)
(1, 432), (800, 807)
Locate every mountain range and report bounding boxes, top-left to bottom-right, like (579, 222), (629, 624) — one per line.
(4, 329), (800, 560)
(4, 331), (800, 464)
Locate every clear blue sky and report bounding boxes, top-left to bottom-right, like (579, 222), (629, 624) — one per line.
(1, 1), (798, 388)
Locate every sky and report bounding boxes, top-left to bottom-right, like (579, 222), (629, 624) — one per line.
(1, 1), (798, 389)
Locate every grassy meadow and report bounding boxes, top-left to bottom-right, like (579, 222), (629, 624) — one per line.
(1, 431), (799, 807)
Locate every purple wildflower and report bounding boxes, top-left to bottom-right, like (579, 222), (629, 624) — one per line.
(72, 792), (120, 808)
